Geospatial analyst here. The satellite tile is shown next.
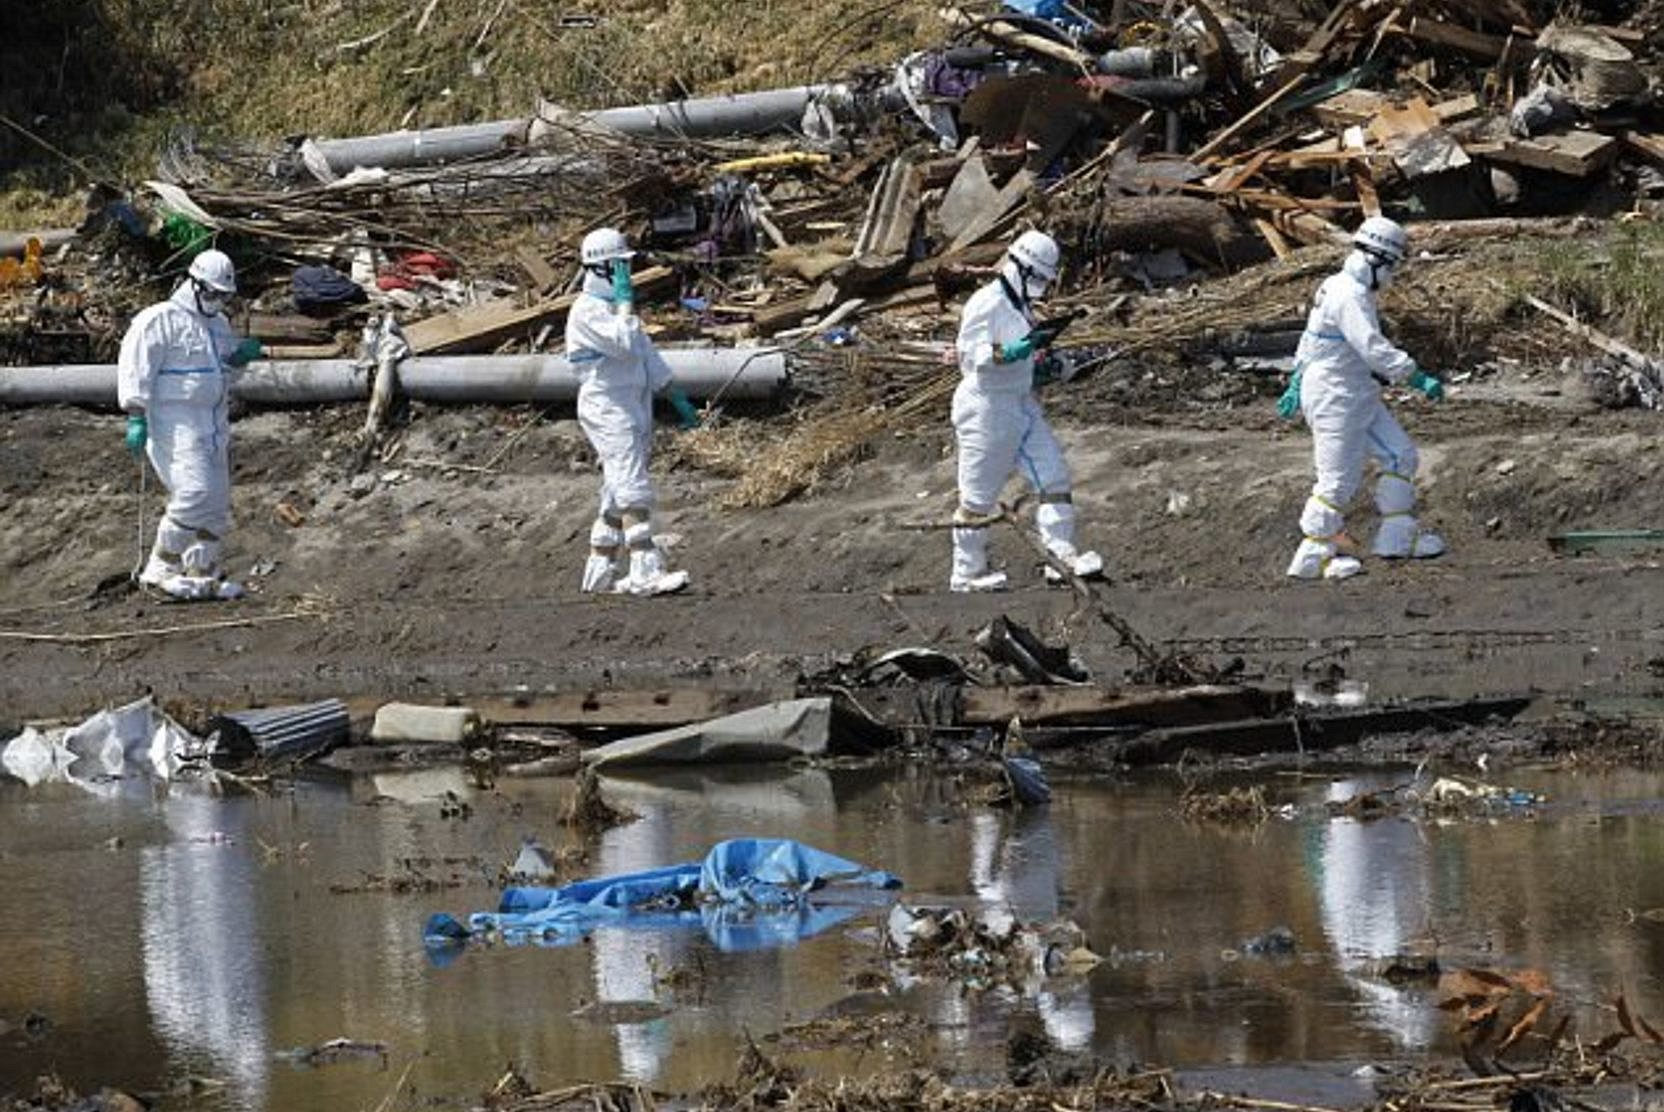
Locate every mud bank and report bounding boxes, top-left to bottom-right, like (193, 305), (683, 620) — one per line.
(5, 377), (1664, 724)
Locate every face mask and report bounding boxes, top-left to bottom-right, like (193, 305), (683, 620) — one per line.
(1372, 258), (1400, 291)
(194, 282), (229, 315)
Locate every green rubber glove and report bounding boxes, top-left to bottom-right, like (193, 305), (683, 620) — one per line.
(610, 259), (634, 304)
(124, 413), (148, 455)
(1407, 369), (1445, 401)
(1277, 368), (1304, 420)
(667, 387), (700, 430)
(227, 337), (263, 367)
(997, 335), (1035, 364)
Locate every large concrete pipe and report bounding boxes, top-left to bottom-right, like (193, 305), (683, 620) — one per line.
(310, 86), (838, 174)
(0, 350), (788, 408)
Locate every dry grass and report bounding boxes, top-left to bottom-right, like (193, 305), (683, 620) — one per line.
(3, 0), (949, 221)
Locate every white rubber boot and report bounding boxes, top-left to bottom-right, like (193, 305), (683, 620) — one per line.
(951, 519), (1008, 592)
(1286, 538), (1363, 580)
(1370, 474), (1447, 559)
(616, 523), (689, 596)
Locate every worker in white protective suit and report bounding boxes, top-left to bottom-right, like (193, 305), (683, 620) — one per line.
(565, 227), (701, 596)
(118, 249), (263, 601)
(1282, 216), (1446, 581)
(950, 229), (1103, 593)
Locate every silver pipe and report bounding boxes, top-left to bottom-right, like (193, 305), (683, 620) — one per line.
(311, 85), (838, 174)
(0, 350), (788, 408)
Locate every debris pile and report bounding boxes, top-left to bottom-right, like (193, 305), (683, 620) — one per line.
(9, 0), (1664, 494)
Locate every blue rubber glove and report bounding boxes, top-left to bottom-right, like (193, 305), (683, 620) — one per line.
(1407, 369), (1445, 401)
(997, 335), (1035, 364)
(227, 337), (263, 367)
(1277, 368), (1304, 420)
(124, 413), (148, 455)
(610, 259), (634, 304)
(666, 387), (700, 430)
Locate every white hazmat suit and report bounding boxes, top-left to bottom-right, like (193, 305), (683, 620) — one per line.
(1288, 226), (1445, 581)
(951, 232), (1102, 592)
(565, 229), (690, 596)
(118, 271), (246, 600)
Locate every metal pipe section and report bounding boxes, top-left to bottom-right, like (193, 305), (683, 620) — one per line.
(585, 85), (833, 141)
(312, 86), (836, 174)
(0, 350), (788, 408)
(313, 119), (531, 175)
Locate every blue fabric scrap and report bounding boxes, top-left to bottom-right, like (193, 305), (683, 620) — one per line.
(423, 838), (900, 955)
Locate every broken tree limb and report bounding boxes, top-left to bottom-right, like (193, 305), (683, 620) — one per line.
(1517, 291), (1657, 371)
(991, 504), (1218, 686)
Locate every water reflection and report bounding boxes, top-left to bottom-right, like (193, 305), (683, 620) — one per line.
(140, 792), (269, 1107)
(1310, 782), (1436, 1050)
(970, 809), (1094, 1052)
(8, 764), (1664, 1110)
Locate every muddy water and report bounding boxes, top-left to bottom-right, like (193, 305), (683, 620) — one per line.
(5, 762), (1664, 1110)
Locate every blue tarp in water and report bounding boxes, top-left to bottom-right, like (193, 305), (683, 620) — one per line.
(424, 838), (901, 954)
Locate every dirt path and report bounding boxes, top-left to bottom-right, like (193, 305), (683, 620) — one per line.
(3, 370), (1662, 722)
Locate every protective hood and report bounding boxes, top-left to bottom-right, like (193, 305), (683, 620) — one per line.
(1000, 258), (1049, 306)
(1343, 249), (1396, 293)
(170, 280), (227, 319)
(581, 266), (615, 300)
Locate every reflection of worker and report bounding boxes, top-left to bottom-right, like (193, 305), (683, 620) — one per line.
(1309, 794), (1437, 1050)
(970, 810), (1095, 1053)
(566, 227), (700, 597)
(118, 249), (262, 600)
(142, 793), (269, 1105)
(1283, 217), (1446, 581)
(949, 230), (1103, 593)
(590, 797), (686, 1082)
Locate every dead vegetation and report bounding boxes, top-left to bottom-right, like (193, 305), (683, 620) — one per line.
(559, 765), (638, 835)
(1179, 783), (1273, 825)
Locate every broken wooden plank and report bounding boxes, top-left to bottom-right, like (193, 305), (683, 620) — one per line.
(1114, 696), (1533, 764)
(1253, 217), (1295, 260)
(403, 266), (672, 354)
(1368, 96), (1471, 178)
(1468, 130), (1617, 177)
(468, 687), (781, 729)
(245, 312), (335, 344)
(1194, 71), (1308, 162)
(1621, 130), (1664, 168)
(1351, 161), (1382, 218)
(963, 684), (1288, 731)
(513, 245), (561, 294)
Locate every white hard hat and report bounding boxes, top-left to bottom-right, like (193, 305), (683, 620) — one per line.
(1007, 230), (1061, 282)
(581, 227), (636, 266)
(187, 249), (237, 293)
(1353, 216), (1407, 264)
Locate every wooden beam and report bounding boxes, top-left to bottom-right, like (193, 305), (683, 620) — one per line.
(469, 687), (780, 729)
(513, 245), (561, 295)
(403, 266), (672, 354)
(1468, 130), (1618, 177)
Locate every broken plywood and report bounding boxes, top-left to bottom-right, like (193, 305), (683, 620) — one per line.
(1368, 97), (1471, 179)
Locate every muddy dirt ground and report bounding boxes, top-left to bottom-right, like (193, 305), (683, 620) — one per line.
(3, 354), (1664, 724)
